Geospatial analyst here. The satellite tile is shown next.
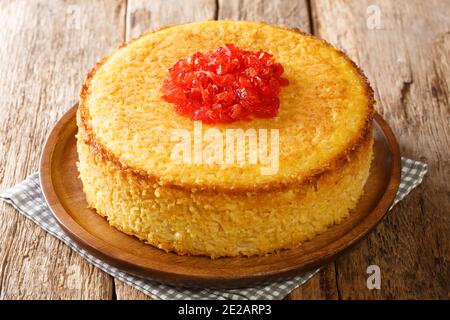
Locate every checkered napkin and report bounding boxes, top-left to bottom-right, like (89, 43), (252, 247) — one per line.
(0, 158), (427, 300)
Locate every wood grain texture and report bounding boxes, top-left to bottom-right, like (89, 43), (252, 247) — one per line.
(285, 264), (339, 300)
(0, 0), (126, 299)
(312, 0), (450, 299)
(0, 0), (448, 300)
(218, 0), (311, 33)
(125, 0), (217, 40)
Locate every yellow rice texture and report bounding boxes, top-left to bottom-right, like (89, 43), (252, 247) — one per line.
(77, 21), (374, 258)
(77, 122), (373, 258)
(82, 21), (373, 189)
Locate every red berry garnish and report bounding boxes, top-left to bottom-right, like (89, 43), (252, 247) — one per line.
(162, 44), (289, 124)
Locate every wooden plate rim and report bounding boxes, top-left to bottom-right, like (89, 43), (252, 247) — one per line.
(39, 104), (401, 288)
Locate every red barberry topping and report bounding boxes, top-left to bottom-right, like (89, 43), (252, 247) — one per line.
(162, 44), (289, 124)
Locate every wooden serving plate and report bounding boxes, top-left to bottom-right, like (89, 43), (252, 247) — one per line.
(40, 104), (401, 288)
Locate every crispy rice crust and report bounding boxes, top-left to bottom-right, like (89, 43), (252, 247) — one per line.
(78, 21), (374, 194)
(77, 123), (373, 258)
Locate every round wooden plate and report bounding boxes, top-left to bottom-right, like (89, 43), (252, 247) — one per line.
(40, 104), (401, 288)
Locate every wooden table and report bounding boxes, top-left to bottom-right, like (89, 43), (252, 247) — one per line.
(0, 0), (448, 300)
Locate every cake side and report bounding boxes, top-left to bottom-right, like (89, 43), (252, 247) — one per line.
(77, 112), (373, 258)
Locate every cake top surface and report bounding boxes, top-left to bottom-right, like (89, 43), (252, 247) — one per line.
(80, 20), (373, 191)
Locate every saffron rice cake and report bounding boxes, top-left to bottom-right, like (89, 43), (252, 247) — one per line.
(77, 20), (374, 258)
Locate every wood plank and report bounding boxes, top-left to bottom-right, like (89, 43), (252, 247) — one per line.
(114, 0), (217, 300)
(114, 279), (150, 300)
(312, 0), (450, 299)
(2, 0), (445, 300)
(285, 264), (339, 300)
(218, 0), (311, 33)
(0, 0), (126, 299)
(217, 0), (338, 300)
(125, 0), (218, 40)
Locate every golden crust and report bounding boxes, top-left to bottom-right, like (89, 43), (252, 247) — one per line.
(78, 21), (374, 194)
(77, 124), (373, 258)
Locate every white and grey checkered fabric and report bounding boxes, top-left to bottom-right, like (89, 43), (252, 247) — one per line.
(0, 157), (427, 300)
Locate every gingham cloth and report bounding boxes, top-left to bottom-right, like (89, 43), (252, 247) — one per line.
(0, 157), (427, 300)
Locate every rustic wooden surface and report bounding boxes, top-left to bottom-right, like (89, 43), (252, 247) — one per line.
(0, 0), (448, 299)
